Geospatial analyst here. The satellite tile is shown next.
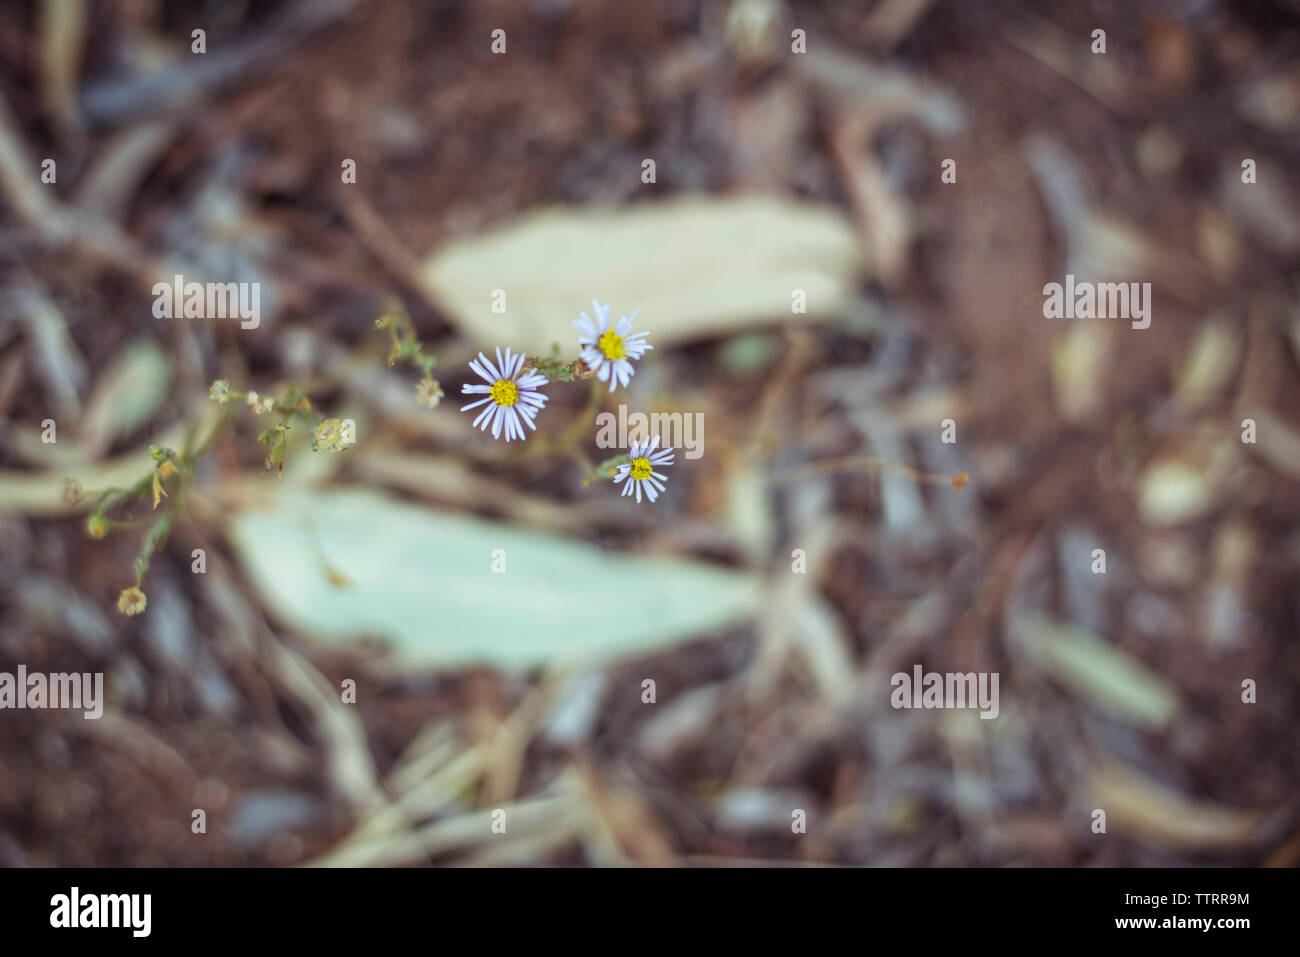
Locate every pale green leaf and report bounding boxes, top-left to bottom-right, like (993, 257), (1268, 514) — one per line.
(1012, 615), (1179, 729)
(226, 486), (761, 670)
(418, 195), (863, 355)
(82, 339), (173, 445)
(1139, 459), (1214, 525)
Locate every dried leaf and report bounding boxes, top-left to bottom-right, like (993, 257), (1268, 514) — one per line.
(1051, 322), (1111, 423)
(1174, 319), (1240, 406)
(1139, 459), (1214, 526)
(1089, 760), (1267, 850)
(37, 0), (87, 134)
(418, 195), (863, 355)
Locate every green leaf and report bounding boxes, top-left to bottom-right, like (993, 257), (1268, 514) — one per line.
(225, 486), (761, 670)
(1011, 615), (1179, 729)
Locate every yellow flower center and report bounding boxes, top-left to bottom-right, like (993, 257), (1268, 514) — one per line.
(629, 456), (652, 480)
(598, 330), (626, 360)
(490, 379), (519, 406)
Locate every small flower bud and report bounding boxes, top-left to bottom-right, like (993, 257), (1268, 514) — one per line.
(314, 418), (352, 452)
(415, 377), (444, 409)
(246, 391), (274, 415)
(209, 379), (231, 404)
(63, 478), (84, 506)
(117, 586), (147, 616)
(86, 514), (109, 540)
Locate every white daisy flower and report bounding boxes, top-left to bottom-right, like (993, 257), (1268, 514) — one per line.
(612, 435), (674, 503)
(460, 347), (549, 441)
(574, 300), (652, 392)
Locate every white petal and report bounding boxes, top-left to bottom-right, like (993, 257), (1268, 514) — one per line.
(461, 396), (492, 412)
(477, 351), (501, 380)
